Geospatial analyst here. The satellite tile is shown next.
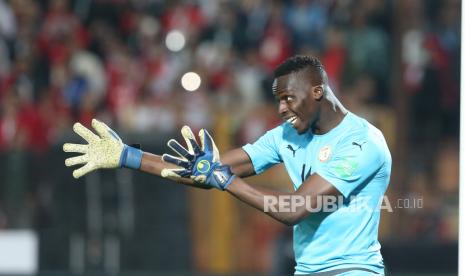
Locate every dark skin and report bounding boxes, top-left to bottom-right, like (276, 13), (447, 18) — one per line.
(140, 148), (254, 189)
(140, 70), (347, 226)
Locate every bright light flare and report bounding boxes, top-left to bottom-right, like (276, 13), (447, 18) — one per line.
(181, 72), (201, 92)
(165, 30), (186, 52)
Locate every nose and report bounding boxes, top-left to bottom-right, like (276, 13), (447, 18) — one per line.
(278, 100), (288, 117)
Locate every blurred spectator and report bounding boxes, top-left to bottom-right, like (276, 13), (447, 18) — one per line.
(284, 0), (328, 52)
(321, 25), (347, 91)
(0, 0), (16, 40)
(258, 1), (292, 72)
(38, 0), (87, 65)
(0, 0), (15, 81)
(343, 2), (390, 100)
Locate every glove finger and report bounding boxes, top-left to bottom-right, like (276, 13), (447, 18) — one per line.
(161, 168), (191, 178)
(73, 163), (95, 179)
(73, 123), (99, 143)
(162, 154), (190, 168)
(91, 119), (112, 140)
(167, 139), (194, 160)
(181, 126), (201, 156)
(199, 129), (220, 162)
(63, 143), (87, 154)
(191, 174), (207, 184)
(65, 154), (89, 167)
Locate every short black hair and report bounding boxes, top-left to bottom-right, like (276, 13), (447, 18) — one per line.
(274, 55), (325, 83)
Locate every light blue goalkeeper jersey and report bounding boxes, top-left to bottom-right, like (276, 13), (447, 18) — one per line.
(242, 112), (391, 275)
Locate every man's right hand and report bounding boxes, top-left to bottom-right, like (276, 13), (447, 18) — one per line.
(161, 126), (235, 190)
(63, 119), (142, 179)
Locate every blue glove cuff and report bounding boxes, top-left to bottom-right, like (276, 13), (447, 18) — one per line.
(120, 145), (143, 169)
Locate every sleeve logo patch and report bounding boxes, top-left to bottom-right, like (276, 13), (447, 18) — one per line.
(334, 158), (358, 178)
(318, 146), (332, 162)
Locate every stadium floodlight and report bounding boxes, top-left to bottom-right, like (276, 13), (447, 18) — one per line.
(165, 30), (186, 52)
(181, 72), (201, 92)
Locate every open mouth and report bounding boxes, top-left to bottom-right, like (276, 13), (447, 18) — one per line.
(286, 116), (298, 127)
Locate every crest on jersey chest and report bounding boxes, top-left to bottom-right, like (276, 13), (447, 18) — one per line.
(318, 146), (332, 162)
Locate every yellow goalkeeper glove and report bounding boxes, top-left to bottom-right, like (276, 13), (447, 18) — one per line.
(63, 119), (142, 179)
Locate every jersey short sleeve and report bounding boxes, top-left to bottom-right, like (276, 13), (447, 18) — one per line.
(242, 126), (283, 175)
(315, 134), (386, 198)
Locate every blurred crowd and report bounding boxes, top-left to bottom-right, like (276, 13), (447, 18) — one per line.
(0, 0), (408, 149)
(0, 0), (460, 271)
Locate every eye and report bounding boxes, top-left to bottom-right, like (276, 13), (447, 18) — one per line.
(276, 94), (294, 104)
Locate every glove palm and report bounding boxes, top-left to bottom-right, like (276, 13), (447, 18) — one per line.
(161, 126), (234, 190)
(63, 119), (127, 178)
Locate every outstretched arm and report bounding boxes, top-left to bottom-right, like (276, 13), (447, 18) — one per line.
(139, 148), (255, 188)
(161, 125), (342, 226)
(225, 174), (340, 226)
(140, 148), (254, 179)
(63, 119), (256, 189)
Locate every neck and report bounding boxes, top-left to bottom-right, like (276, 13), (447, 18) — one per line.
(311, 92), (347, 135)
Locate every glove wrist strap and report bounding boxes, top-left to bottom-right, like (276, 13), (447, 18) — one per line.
(220, 175), (235, 191)
(120, 145), (143, 169)
(210, 165), (235, 191)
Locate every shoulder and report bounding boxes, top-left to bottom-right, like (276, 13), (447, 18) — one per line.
(343, 113), (387, 142)
(338, 113), (391, 161)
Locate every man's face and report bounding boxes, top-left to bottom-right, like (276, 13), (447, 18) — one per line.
(273, 72), (322, 134)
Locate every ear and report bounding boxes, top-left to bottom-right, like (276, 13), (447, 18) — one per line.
(312, 85), (324, 101)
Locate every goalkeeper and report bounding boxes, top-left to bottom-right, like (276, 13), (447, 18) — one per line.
(64, 56), (391, 275)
